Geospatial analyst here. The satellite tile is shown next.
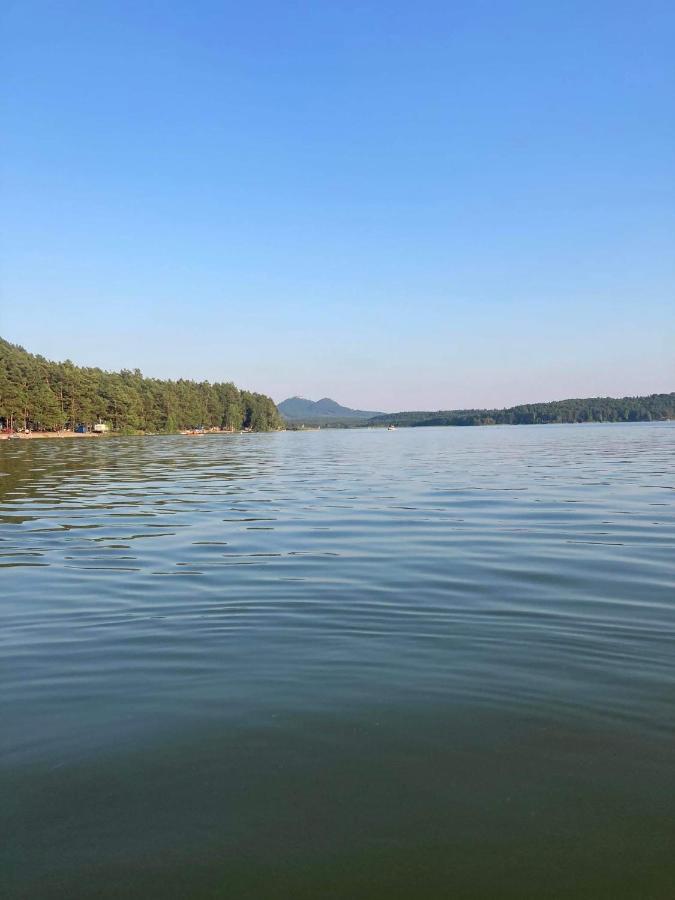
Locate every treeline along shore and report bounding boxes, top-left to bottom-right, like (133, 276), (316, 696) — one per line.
(0, 338), (283, 433)
(369, 394), (675, 427)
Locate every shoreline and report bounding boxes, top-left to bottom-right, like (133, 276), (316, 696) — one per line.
(1, 420), (670, 442)
(0, 430), (104, 441)
(0, 429), (271, 441)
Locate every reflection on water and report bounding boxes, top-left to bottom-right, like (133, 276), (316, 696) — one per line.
(1, 425), (674, 899)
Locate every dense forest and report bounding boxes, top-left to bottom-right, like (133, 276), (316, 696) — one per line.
(371, 394), (675, 428)
(0, 338), (284, 432)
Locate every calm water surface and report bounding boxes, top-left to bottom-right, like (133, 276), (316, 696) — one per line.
(1, 425), (674, 899)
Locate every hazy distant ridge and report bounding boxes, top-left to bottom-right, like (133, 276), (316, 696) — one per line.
(278, 396), (383, 420)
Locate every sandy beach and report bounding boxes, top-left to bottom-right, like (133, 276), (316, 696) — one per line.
(0, 430), (104, 441)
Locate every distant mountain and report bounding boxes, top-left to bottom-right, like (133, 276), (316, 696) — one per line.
(278, 396), (383, 420)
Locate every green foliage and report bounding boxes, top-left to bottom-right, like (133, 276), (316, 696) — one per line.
(0, 338), (284, 433)
(371, 395), (675, 428)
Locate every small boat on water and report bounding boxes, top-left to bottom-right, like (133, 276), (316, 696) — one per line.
(387, 425), (397, 431)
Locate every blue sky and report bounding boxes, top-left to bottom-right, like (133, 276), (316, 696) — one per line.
(2, 1), (673, 411)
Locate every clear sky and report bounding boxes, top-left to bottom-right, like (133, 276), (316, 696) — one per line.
(1, 1), (674, 412)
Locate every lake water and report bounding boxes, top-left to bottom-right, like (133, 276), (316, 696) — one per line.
(1, 424), (674, 899)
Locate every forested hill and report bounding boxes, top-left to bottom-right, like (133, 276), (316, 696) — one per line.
(0, 338), (284, 432)
(370, 394), (675, 428)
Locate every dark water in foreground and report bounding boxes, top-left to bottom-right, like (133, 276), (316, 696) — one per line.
(1, 425), (674, 899)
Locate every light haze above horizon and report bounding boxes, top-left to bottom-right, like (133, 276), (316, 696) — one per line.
(2, 1), (674, 413)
